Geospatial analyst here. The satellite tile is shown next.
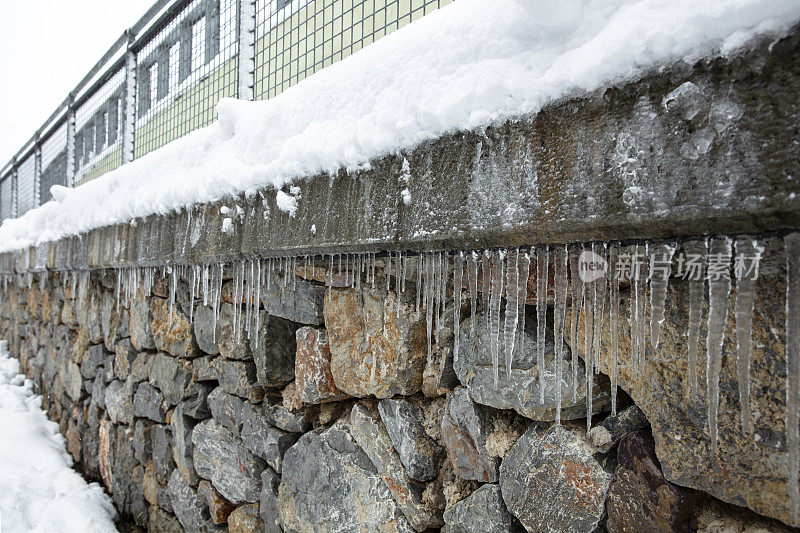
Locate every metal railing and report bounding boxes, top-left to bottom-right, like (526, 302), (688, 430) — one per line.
(0, 0), (452, 221)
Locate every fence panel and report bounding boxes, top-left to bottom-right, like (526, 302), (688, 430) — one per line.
(16, 156), (36, 216)
(0, 176), (12, 221)
(40, 121), (69, 204)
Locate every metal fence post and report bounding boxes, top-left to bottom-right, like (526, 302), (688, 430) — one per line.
(10, 160), (18, 219)
(66, 94), (77, 188)
(33, 132), (42, 206)
(237, 0), (256, 101)
(123, 31), (137, 164)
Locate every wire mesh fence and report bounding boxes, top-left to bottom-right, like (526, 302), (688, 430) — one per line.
(0, 0), (450, 223)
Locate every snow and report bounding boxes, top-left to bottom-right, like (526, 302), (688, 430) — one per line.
(0, 341), (117, 532)
(1, 0), (799, 252)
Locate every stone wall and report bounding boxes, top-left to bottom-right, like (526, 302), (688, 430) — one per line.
(1, 240), (799, 532)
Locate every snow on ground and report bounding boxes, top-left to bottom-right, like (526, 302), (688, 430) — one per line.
(1, 0), (799, 252)
(0, 341), (117, 532)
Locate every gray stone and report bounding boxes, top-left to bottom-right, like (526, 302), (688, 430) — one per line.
(455, 310), (609, 421)
(130, 295), (156, 351)
(350, 403), (442, 530)
(260, 274), (325, 325)
(259, 468), (281, 533)
(262, 401), (313, 433)
(193, 357), (263, 403)
(379, 398), (444, 482)
(80, 344), (106, 379)
(192, 419), (265, 504)
(500, 424), (612, 533)
(113, 338), (137, 381)
(183, 381), (213, 419)
(149, 352), (192, 406)
(217, 303), (252, 360)
(240, 405), (299, 474)
(252, 313), (296, 389)
(228, 503), (264, 533)
(151, 424), (174, 484)
(90, 371), (106, 408)
(171, 403), (199, 485)
(102, 290), (129, 351)
(105, 379), (135, 425)
(148, 507), (183, 533)
(193, 304), (221, 355)
(207, 387), (246, 433)
(130, 351), (152, 382)
(587, 405), (650, 454)
(133, 419), (153, 464)
(134, 382), (167, 422)
(167, 469), (212, 531)
(443, 484), (523, 533)
(441, 387), (499, 482)
(61, 360), (83, 402)
(278, 421), (413, 532)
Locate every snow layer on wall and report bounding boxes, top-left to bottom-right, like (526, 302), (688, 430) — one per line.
(1, 0), (799, 252)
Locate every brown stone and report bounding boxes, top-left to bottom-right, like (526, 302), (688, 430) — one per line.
(606, 430), (699, 533)
(99, 417), (113, 492)
(228, 503), (264, 533)
(150, 297), (198, 357)
(143, 461), (159, 507)
(324, 286), (427, 398)
(295, 326), (348, 404)
(198, 479), (236, 524)
(66, 418), (82, 463)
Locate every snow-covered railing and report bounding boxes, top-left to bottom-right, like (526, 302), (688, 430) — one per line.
(0, 0), (451, 219)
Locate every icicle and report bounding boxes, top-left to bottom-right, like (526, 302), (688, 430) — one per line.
(189, 265), (197, 325)
(609, 244), (620, 416)
(583, 246), (595, 431)
(592, 243), (607, 373)
(468, 252), (478, 337)
(685, 239), (708, 400)
(386, 253), (392, 292)
(327, 255), (333, 302)
(785, 233), (800, 525)
(733, 238), (762, 434)
(482, 252), (490, 329)
(536, 246), (549, 403)
(489, 250), (504, 388)
(396, 252), (402, 318)
(254, 259), (262, 348)
(649, 243), (675, 350)
(518, 250), (530, 368)
(707, 237), (732, 460)
(454, 252), (464, 364)
(554, 245), (568, 424)
(504, 249), (520, 378)
(569, 247), (584, 402)
(401, 251), (407, 293)
(115, 271), (122, 313)
(168, 266), (177, 330)
(416, 254), (423, 314)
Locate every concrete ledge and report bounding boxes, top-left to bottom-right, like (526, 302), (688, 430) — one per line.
(3, 27), (800, 273)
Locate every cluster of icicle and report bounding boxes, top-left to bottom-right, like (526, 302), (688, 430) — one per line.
(5, 233), (800, 522)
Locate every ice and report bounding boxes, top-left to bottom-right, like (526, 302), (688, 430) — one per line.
(609, 243), (621, 416)
(425, 253), (434, 361)
(785, 233), (800, 524)
(707, 236), (732, 459)
(518, 251), (531, 367)
(482, 252), (491, 330)
(490, 250), (505, 388)
(504, 249), (520, 378)
(553, 245), (568, 424)
(734, 237), (762, 433)
(454, 252), (465, 364)
(468, 251), (479, 337)
(536, 246), (549, 402)
(569, 246), (585, 402)
(649, 243), (675, 350)
(592, 243), (607, 373)
(685, 239), (708, 400)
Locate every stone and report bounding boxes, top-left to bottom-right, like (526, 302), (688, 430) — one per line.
(252, 313), (296, 389)
(443, 483), (524, 533)
(113, 338), (137, 380)
(148, 507), (183, 533)
(105, 379), (134, 425)
(193, 357), (263, 403)
(167, 469), (212, 531)
(192, 419), (265, 504)
(171, 403), (199, 485)
(183, 381), (213, 419)
(278, 421), (414, 532)
(378, 398), (444, 482)
(130, 351), (152, 382)
(66, 418), (82, 463)
(262, 401), (313, 433)
(240, 405), (299, 473)
(134, 382), (167, 422)
(143, 460), (159, 507)
(606, 430), (699, 533)
(260, 273), (325, 325)
(694, 496), (797, 533)
(441, 387), (499, 482)
(90, 372), (106, 408)
(350, 402), (442, 530)
(587, 405), (650, 454)
(325, 286), (427, 398)
(588, 238), (797, 526)
(80, 343), (106, 379)
(217, 303), (253, 360)
(455, 310), (609, 421)
(295, 326), (348, 403)
(133, 419), (154, 464)
(198, 479), (236, 524)
(422, 302), (460, 398)
(500, 424), (612, 532)
(83, 405), (103, 479)
(260, 468), (281, 533)
(151, 424), (175, 484)
(130, 294), (156, 351)
(102, 290), (129, 351)
(150, 298), (198, 357)
(193, 304), (221, 355)
(99, 418), (113, 491)
(228, 504), (264, 533)
(61, 360), (83, 402)
(207, 387), (247, 433)
(131, 464), (150, 527)
(149, 352), (192, 406)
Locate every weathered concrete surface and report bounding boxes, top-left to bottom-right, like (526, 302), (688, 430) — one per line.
(5, 27), (800, 273)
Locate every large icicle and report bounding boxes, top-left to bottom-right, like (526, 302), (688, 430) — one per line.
(649, 243), (676, 350)
(453, 252), (464, 364)
(685, 239), (708, 400)
(609, 243), (620, 416)
(482, 252), (491, 329)
(592, 243), (607, 373)
(785, 233), (800, 525)
(536, 246), (549, 403)
(569, 246), (584, 402)
(553, 245), (568, 424)
(468, 252), (478, 337)
(734, 237), (762, 434)
(504, 249), (520, 378)
(706, 237), (732, 459)
(489, 250), (504, 388)
(518, 251), (530, 365)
